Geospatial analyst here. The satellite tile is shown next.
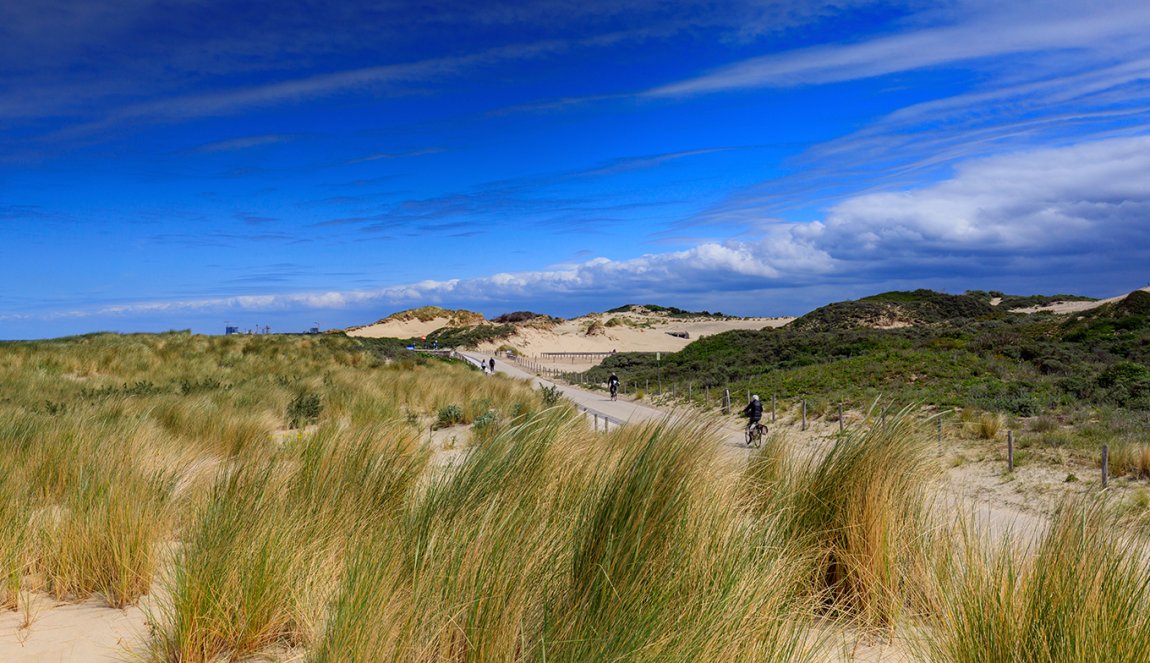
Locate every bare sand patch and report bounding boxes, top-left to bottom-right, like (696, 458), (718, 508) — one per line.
(1010, 285), (1150, 314)
(0, 595), (149, 663)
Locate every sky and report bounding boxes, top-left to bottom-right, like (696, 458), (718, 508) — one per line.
(3, 0), (1150, 339)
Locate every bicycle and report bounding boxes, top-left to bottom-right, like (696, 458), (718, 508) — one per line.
(609, 383), (619, 401)
(745, 422), (767, 448)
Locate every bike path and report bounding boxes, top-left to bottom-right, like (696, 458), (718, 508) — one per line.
(463, 353), (666, 428)
(462, 353), (757, 460)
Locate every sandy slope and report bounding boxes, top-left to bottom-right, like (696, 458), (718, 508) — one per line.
(348, 317), (453, 339)
(1009, 285), (1150, 314)
(481, 314), (792, 355)
(348, 309), (795, 366)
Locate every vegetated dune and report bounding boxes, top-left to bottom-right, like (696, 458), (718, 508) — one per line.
(348, 304), (795, 355)
(346, 305), (486, 339)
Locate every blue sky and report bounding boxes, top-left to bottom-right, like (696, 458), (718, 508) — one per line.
(4, 0), (1150, 338)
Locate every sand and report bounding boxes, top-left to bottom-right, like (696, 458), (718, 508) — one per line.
(349, 309), (795, 372)
(1008, 285), (1150, 314)
(0, 596), (148, 663)
(348, 317), (452, 340)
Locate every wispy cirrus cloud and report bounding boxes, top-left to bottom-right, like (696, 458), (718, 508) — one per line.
(193, 134), (296, 153)
(310, 147), (719, 233)
(345, 147), (445, 165)
(578, 148), (734, 176)
(645, 1), (1150, 97)
(658, 2), (1150, 227)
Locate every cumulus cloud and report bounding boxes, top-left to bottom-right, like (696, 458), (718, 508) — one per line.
(815, 135), (1150, 258)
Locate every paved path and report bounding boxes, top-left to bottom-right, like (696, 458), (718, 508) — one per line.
(462, 352), (760, 463)
(462, 352), (665, 427)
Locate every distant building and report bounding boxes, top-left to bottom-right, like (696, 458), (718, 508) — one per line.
(225, 326), (239, 335)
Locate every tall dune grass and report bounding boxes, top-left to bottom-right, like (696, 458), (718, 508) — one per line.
(922, 499), (1150, 662)
(0, 473), (27, 610)
(0, 332), (538, 622)
(745, 406), (938, 631)
(151, 422), (430, 662)
(314, 414), (818, 662)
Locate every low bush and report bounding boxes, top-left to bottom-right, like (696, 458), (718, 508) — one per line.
(287, 391), (322, 429)
(434, 403), (463, 428)
(540, 384), (562, 406)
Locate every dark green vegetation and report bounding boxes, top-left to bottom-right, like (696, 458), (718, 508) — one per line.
(424, 322), (517, 347)
(588, 289), (1150, 417)
(790, 289), (996, 331)
(966, 290), (1097, 309)
(490, 310), (561, 324)
(606, 303), (728, 318)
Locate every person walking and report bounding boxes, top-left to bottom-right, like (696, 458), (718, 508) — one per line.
(489, 357), (496, 373)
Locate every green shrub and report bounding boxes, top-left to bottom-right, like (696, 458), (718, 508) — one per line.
(287, 392), (322, 429)
(540, 384), (562, 406)
(435, 403), (463, 428)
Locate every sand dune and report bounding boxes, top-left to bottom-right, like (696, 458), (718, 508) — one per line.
(348, 308), (795, 358)
(1009, 285), (1150, 314)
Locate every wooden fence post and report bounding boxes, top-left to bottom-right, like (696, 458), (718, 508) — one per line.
(723, 389), (731, 414)
(1007, 430), (1014, 473)
(771, 394), (777, 422)
(594, 414), (600, 433)
(1102, 444), (1110, 488)
(838, 402), (844, 432)
(802, 399), (807, 431)
(937, 417), (943, 454)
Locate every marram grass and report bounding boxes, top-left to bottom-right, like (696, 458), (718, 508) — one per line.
(314, 415), (819, 662)
(921, 499), (1150, 663)
(745, 405), (938, 631)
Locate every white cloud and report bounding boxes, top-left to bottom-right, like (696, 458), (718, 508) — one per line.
(816, 135), (1150, 256)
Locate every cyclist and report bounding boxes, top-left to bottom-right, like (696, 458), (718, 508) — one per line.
(608, 373), (620, 400)
(743, 394), (763, 435)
